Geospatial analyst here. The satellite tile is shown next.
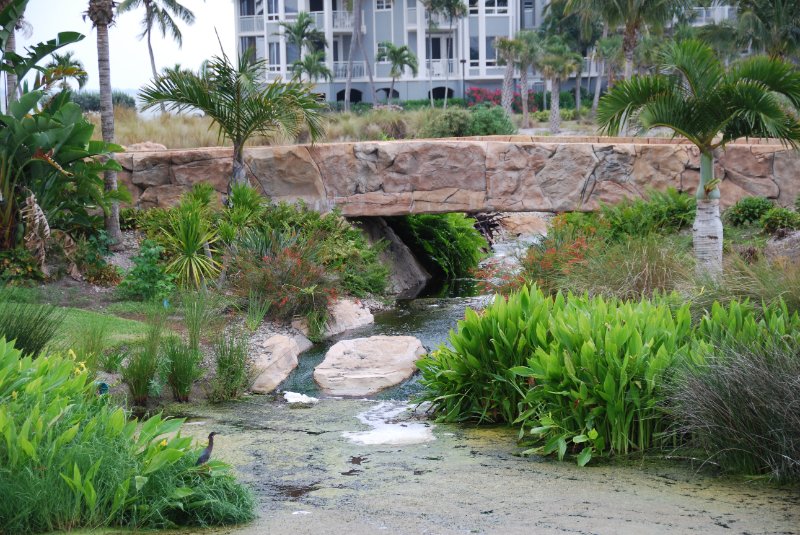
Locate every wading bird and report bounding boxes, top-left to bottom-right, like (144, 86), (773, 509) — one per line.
(196, 432), (217, 466)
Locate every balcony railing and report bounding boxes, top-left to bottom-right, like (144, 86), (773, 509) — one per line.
(310, 11), (325, 28)
(333, 61), (365, 78)
(238, 15), (263, 33)
(332, 10), (355, 30)
(426, 59), (455, 77)
(407, 7), (417, 24)
(689, 5), (736, 26)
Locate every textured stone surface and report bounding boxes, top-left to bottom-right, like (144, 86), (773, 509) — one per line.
(250, 335), (301, 394)
(313, 335), (426, 396)
(765, 231), (800, 265)
(292, 298), (374, 339)
(119, 140), (800, 212)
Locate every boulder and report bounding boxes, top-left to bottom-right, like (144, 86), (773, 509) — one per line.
(765, 231), (800, 265)
(126, 141), (168, 152)
(250, 335), (301, 394)
(292, 298), (374, 338)
(499, 213), (548, 237)
(313, 335), (426, 396)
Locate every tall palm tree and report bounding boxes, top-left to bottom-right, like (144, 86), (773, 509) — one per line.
(592, 33), (622, 115)
(376, 41), (418, 106)
(495, 36), (521, 116)
(117, 0), (199, 114)
(566, 0), (691, 80)
(140, 51), (325, 193)
(1, 0), (31, 106)
(438, 0), (467, 108)
(292, 50), (333, 83)
(85, 0), (122, 247)
(597, 40), (800, 278)
(44, 51), (88, 91)
(516, 30), (541, 128)
(732, 0), (800, 60)
(537, 36), (581, 134)
(343, 0), (376, 110)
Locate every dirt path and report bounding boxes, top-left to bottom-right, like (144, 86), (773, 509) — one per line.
(172, 397), (800, 535)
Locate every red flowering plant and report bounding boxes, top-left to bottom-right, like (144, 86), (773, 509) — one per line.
(466, 87), (537, 114)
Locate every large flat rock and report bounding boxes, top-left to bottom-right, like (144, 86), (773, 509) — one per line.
(313, 335), (426, 396)
(250, 334), (302, 394)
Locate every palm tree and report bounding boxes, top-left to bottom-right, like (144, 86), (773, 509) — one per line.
(85, 0), (122, 247)
(597, 39), (800, 278)
(730, 0), (800, 60)
(277, 11), (326, 55)
(1, 0), (31, 106)
(343, 0), (377, 110)
(565, 0), (691, 80)
(537, 36), (581, 134)
(591, 33), (622, 115)
(292, 50), (333, 83)
(140, 51), (325, 193)
(44, 51), (88, 91)
(117, 0), (199, 114)
(495, 36), (521, 116)
(376, 41), (418, 106)
(516, 30), (541, 128)
(438, 0), (467, 108)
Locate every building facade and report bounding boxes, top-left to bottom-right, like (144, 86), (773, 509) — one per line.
(235, 0), (735, 103)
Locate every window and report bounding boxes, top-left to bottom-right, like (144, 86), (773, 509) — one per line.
(310, 0), (324, 11)
(239, 0), (264, 16)
(484, 0), (508, 15)
(377, 42), (389, 62)
(469, 36), (479, 66)
(376, 0), (392, 10)
(426, 38), (441, 60)
(268, 42), (281, 66)
(266, 0), (278, 20)
(485, 36), (498, 66)
(469, 0), (478, 14)
(285, 0), (298, 15)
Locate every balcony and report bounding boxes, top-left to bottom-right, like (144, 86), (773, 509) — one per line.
(310, 11), (325, 28)
(333, 10), (355, 31)
(333, 61), (365, 78)
(426, 59), (455, 77)
(689, 5), (736, 26)
(238, 15), (263, 33)
(407, 7), (417, 25)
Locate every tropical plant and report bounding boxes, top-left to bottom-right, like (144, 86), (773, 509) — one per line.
(709, 0), (800, 60)
(164, 336), (203, 402)
(43, 51), (87, 91)
(594, 34), (623, 112)
(277, 10), (326, 55)
(291, 49), (332, 82)
(0, 289), (64, 357)
(536, 36), (581, 133)
(117, 239), (176, 301)
(122, 304), (166, 405)
(436, 0), (467, 108)
(208, 329), (251, 402)
(376, 41), (418, 106)
(139, 51), (325, 194)
(85, 0), (123, 248)
(760, 206), (800, 234)
(515, 30), (541, 127)
(494, 36), (522, 116)
(162, 203), (220, 288)
(0, 338), (254, 533)
(597, 39), (800, 278)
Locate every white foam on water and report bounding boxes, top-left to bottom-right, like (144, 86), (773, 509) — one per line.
(284, 391), (319, 404)
(342, 401), (435, 446)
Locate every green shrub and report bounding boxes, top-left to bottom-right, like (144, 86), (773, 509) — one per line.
(0, 290), (64, 357)
(0, 248), (44, 282)
(760, 206), (800, 234)
(0, 338), (254, 533)
(117, 239), (176, 301)
(724, 196), (774, 226)
(598, 188), (696, 241)
(120, 207), (138, 230)
(465, 104), (516, 136)
(208, 330), (252, 402)
(387, 213), (486, 279)
(71, 89), (136, 111)
(182, 289), (221, 351)
(401, 98), (466, 110)
(68, 317), (110, 371)
(417, 107), (471, 138)
(668, 332), (800, 481)
(164, 337), (203, 402)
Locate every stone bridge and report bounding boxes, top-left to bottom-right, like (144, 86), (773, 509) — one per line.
(119, 136), (800, 214)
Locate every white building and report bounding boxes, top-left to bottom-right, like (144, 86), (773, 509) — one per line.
(234, 0), (735, 103)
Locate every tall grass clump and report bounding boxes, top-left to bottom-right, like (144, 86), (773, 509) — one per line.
(164, 337), (204, 402)
(245, 290), (271, 332)
(0, 338), (254, 533)
(208, 330), (252, 402)
(0, 289), (64, 357)
(122, 306), (167, 405)
(668, 335), (800, 481)
(68, 317), (110, 370)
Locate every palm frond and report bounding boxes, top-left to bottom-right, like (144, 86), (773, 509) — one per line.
(728, 55), (800, 109)
(596, 74), (676, 136)
(659, 38), (724, 99)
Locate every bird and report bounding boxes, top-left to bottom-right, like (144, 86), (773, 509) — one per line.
(196, 432), (217, 466)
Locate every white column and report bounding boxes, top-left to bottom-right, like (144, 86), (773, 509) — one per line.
(416, 4), (426, 80)
(478, 1), (486, 77)
(324, 0), (334, 72)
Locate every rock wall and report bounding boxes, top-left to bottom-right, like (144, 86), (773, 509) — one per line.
(118, 137), (800, 213)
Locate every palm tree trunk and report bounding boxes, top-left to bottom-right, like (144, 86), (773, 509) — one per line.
(427, 18), (434, 107)
(146, 25), (167, 114)
(443, 21), (453, 109)
(501, 62), (513, 116)
(574, 67), (582, 118)
(97, 20), (122, 247)
(356, 20), (377, 104)
(389, 76), (396, 106)
(591, 25), (608, 118)
(231, 142), (248, 193)
(623, 25), (636, 80)
(549, 77), (560, 134)
(521, 67), (529, 128)
(344, 0), (360, 112)
(5, 28), (17, 106)
(693, 151), (723, 279)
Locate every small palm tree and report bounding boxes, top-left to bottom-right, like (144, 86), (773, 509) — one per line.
(139, 51), (325, 194)
(438, 0), (467, 108)
(516, 30), (541, 128)
(278, 11), (326, 55)
(735, 0), (800, 60)
(292, 50), (333, 83)
(85, 0), (122, 247)
(44, 51), (88, 91)
(597, 39), (800, 278)
(376, 41), (418, 106)
(117, 0), (199, 113)
(536, 36), (581, 134)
